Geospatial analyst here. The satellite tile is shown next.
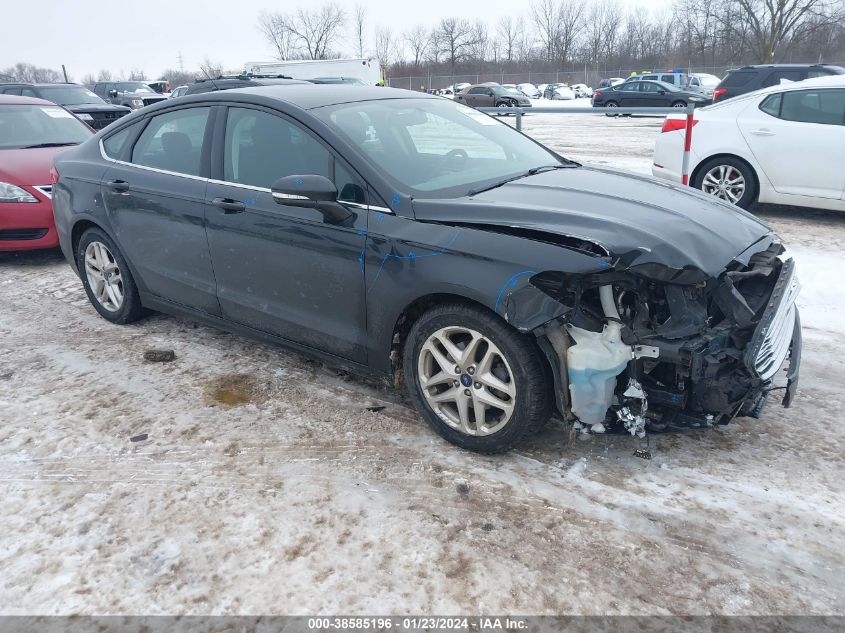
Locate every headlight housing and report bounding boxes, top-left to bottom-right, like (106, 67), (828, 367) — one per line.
(131, 99), (144, 108)
(0, 182), (38, 203)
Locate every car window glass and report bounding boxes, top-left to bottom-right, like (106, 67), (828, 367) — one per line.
(625, 82), (641, 92)
(223, 107), (330, 189)
(762, 70), (803, 87)
(722, 72), (753, 87)
(779, 89), (845, 125)
(0, 104), (92, 149)
(661, 75), (674, 83)
(334, 160), (366, 204)
(131, 107), (210, 176)
(759, 94), (782, 118)
(640, 83), (659, 93)
(807, 69), (832, 78)
(103, 121), (142, 159)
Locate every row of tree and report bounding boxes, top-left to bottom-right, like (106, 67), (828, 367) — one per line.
(257, 0), (845, 75)
(4, 0), (843, 87)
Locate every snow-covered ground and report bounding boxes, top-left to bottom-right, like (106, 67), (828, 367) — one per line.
(1, 116), (844, 616)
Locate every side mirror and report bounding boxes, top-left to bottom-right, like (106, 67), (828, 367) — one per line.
(271, 174), (351, 223)
(658, 89), (666, 95)
(108, 90), (118, 98)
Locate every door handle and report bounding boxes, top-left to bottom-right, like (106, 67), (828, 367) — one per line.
(106, 179), (129, 192)
(749, 129), (775, 136)
(212, 197), (246, 214)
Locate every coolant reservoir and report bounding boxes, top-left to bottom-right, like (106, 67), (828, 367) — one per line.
(566, 321), (631, 429)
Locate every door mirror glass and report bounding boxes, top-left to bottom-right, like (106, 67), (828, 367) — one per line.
(108, 90), (118, 98)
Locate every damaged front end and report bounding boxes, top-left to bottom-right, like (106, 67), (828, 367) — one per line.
(532, 239), (802, 435)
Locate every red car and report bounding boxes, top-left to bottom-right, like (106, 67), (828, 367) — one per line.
(0, 94), (92, 251)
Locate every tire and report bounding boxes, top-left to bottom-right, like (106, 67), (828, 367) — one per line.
(496, 101), (511, 116)
(671, 101), (688, 109)
(604, 101), (619, 116)
(76, 227), (144, 324)
(692, 156), (758, 210)
(403, 303), (552, 453)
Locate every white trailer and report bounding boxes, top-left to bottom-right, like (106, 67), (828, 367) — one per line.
(243, 58), (382, 85)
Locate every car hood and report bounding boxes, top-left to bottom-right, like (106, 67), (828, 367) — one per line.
(65, 103), (131, 113)
(0, 146), (73, 185)
(411, 165), (773, 282)
(119, 92), (166, 100)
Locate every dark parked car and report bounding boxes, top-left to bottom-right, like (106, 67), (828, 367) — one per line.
(51, 86), (801, 453)
(92, 81), (168, 110)
(712, 64), (845, 103)
(592, 80), (710, 110)
(455, 84), (531, 110)
(183, 76), (309, 96)
(0, 83), (130, 130)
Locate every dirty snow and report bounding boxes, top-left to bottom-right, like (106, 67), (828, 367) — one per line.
(1, 113), (844, 616)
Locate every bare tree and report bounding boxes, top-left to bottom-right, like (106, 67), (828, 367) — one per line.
(557, 0), (587, 64)
(497, 15), (524, 62)
(404, 25), (430, 67)
(258, 3), (346, 61)
(531, 0), (563, 62)
(257, 10), (297, 60)
(1, 63), (63, 83)
(127, 68), (147, 81)
(730, 0), (842, 62)
(374, 27), (401, 67)
(96, 69), (113, 81)
(354, 4), (367, 58)
(198, 58), (223, 79)
(81, 73), (97, 86)
(160, 68), (198, 87)
(432, 18), (479, 69)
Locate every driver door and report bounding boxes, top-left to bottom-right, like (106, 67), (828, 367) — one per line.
(204, 105), (369, 362)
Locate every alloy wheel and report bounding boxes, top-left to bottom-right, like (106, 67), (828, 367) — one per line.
(417, 326), (516, 436)
(701, 164), (746, 204)
(84, 241), (124, 312)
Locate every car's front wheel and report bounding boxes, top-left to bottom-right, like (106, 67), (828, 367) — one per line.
(403, 303), (552, 453)
(693, 156), (757, 209)
(76, 227), (144, 324)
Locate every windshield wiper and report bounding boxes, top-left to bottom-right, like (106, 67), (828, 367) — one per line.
(467, 164), (573, 196)
(21, 142), (78, 149)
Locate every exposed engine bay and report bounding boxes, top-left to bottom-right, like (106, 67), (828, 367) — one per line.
(533, 239), (802, 435)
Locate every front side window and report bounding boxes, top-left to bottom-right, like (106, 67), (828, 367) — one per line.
(223, 107), (330, 189)
(0, 104), (92, 150)
(318, 98), (562, 198)
(131, 107), (210, 175)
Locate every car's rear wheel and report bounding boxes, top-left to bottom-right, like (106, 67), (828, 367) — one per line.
(693, 156), (757, 209)
(77, 227), (143, 324)
(671, 101), (688, 109)
(604, 101), (619, 116)
(403, 303), (551, 453)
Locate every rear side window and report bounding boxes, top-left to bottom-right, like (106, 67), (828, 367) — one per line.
(781, 89), (845, 125)
(758, 89), (845, 125)
(131, 107), (210, 176)
(762, 69), (804, 87)
(660, 75), (675, 83)
(721, 71), (753, 87)
(102, 121), (142, 159)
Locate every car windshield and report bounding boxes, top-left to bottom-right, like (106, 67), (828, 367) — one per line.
(0, 104), (92, 149)
(698, 75), (721, 87)
(115, 82), (154, 94)
(317, 98), (565, 198)
(38, 86), (105, 105)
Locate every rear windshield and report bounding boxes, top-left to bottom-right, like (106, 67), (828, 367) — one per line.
(721, 72), (754, 87)
(38, 86), (105, 105)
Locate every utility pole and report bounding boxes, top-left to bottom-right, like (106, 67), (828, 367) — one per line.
(178, 51), (185, 72)
(61, 65), (69, 82)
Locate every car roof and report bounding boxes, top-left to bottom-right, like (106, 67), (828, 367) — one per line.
(738, 63), (845, 70)
(175, 84), (437, 110)
(0, 93), (56, 106)
(0, 82), (83, 88)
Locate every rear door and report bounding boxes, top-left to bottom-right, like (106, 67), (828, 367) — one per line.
(100, 105), (220, 313)
(618, 82), (644, 107)
(739, 88), (845, 200)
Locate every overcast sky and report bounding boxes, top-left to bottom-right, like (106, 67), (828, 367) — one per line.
(5, 0), (672, 79)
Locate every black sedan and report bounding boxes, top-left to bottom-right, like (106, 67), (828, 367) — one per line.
(51, 86), (800, 453)
(592, 80), (711, 110)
